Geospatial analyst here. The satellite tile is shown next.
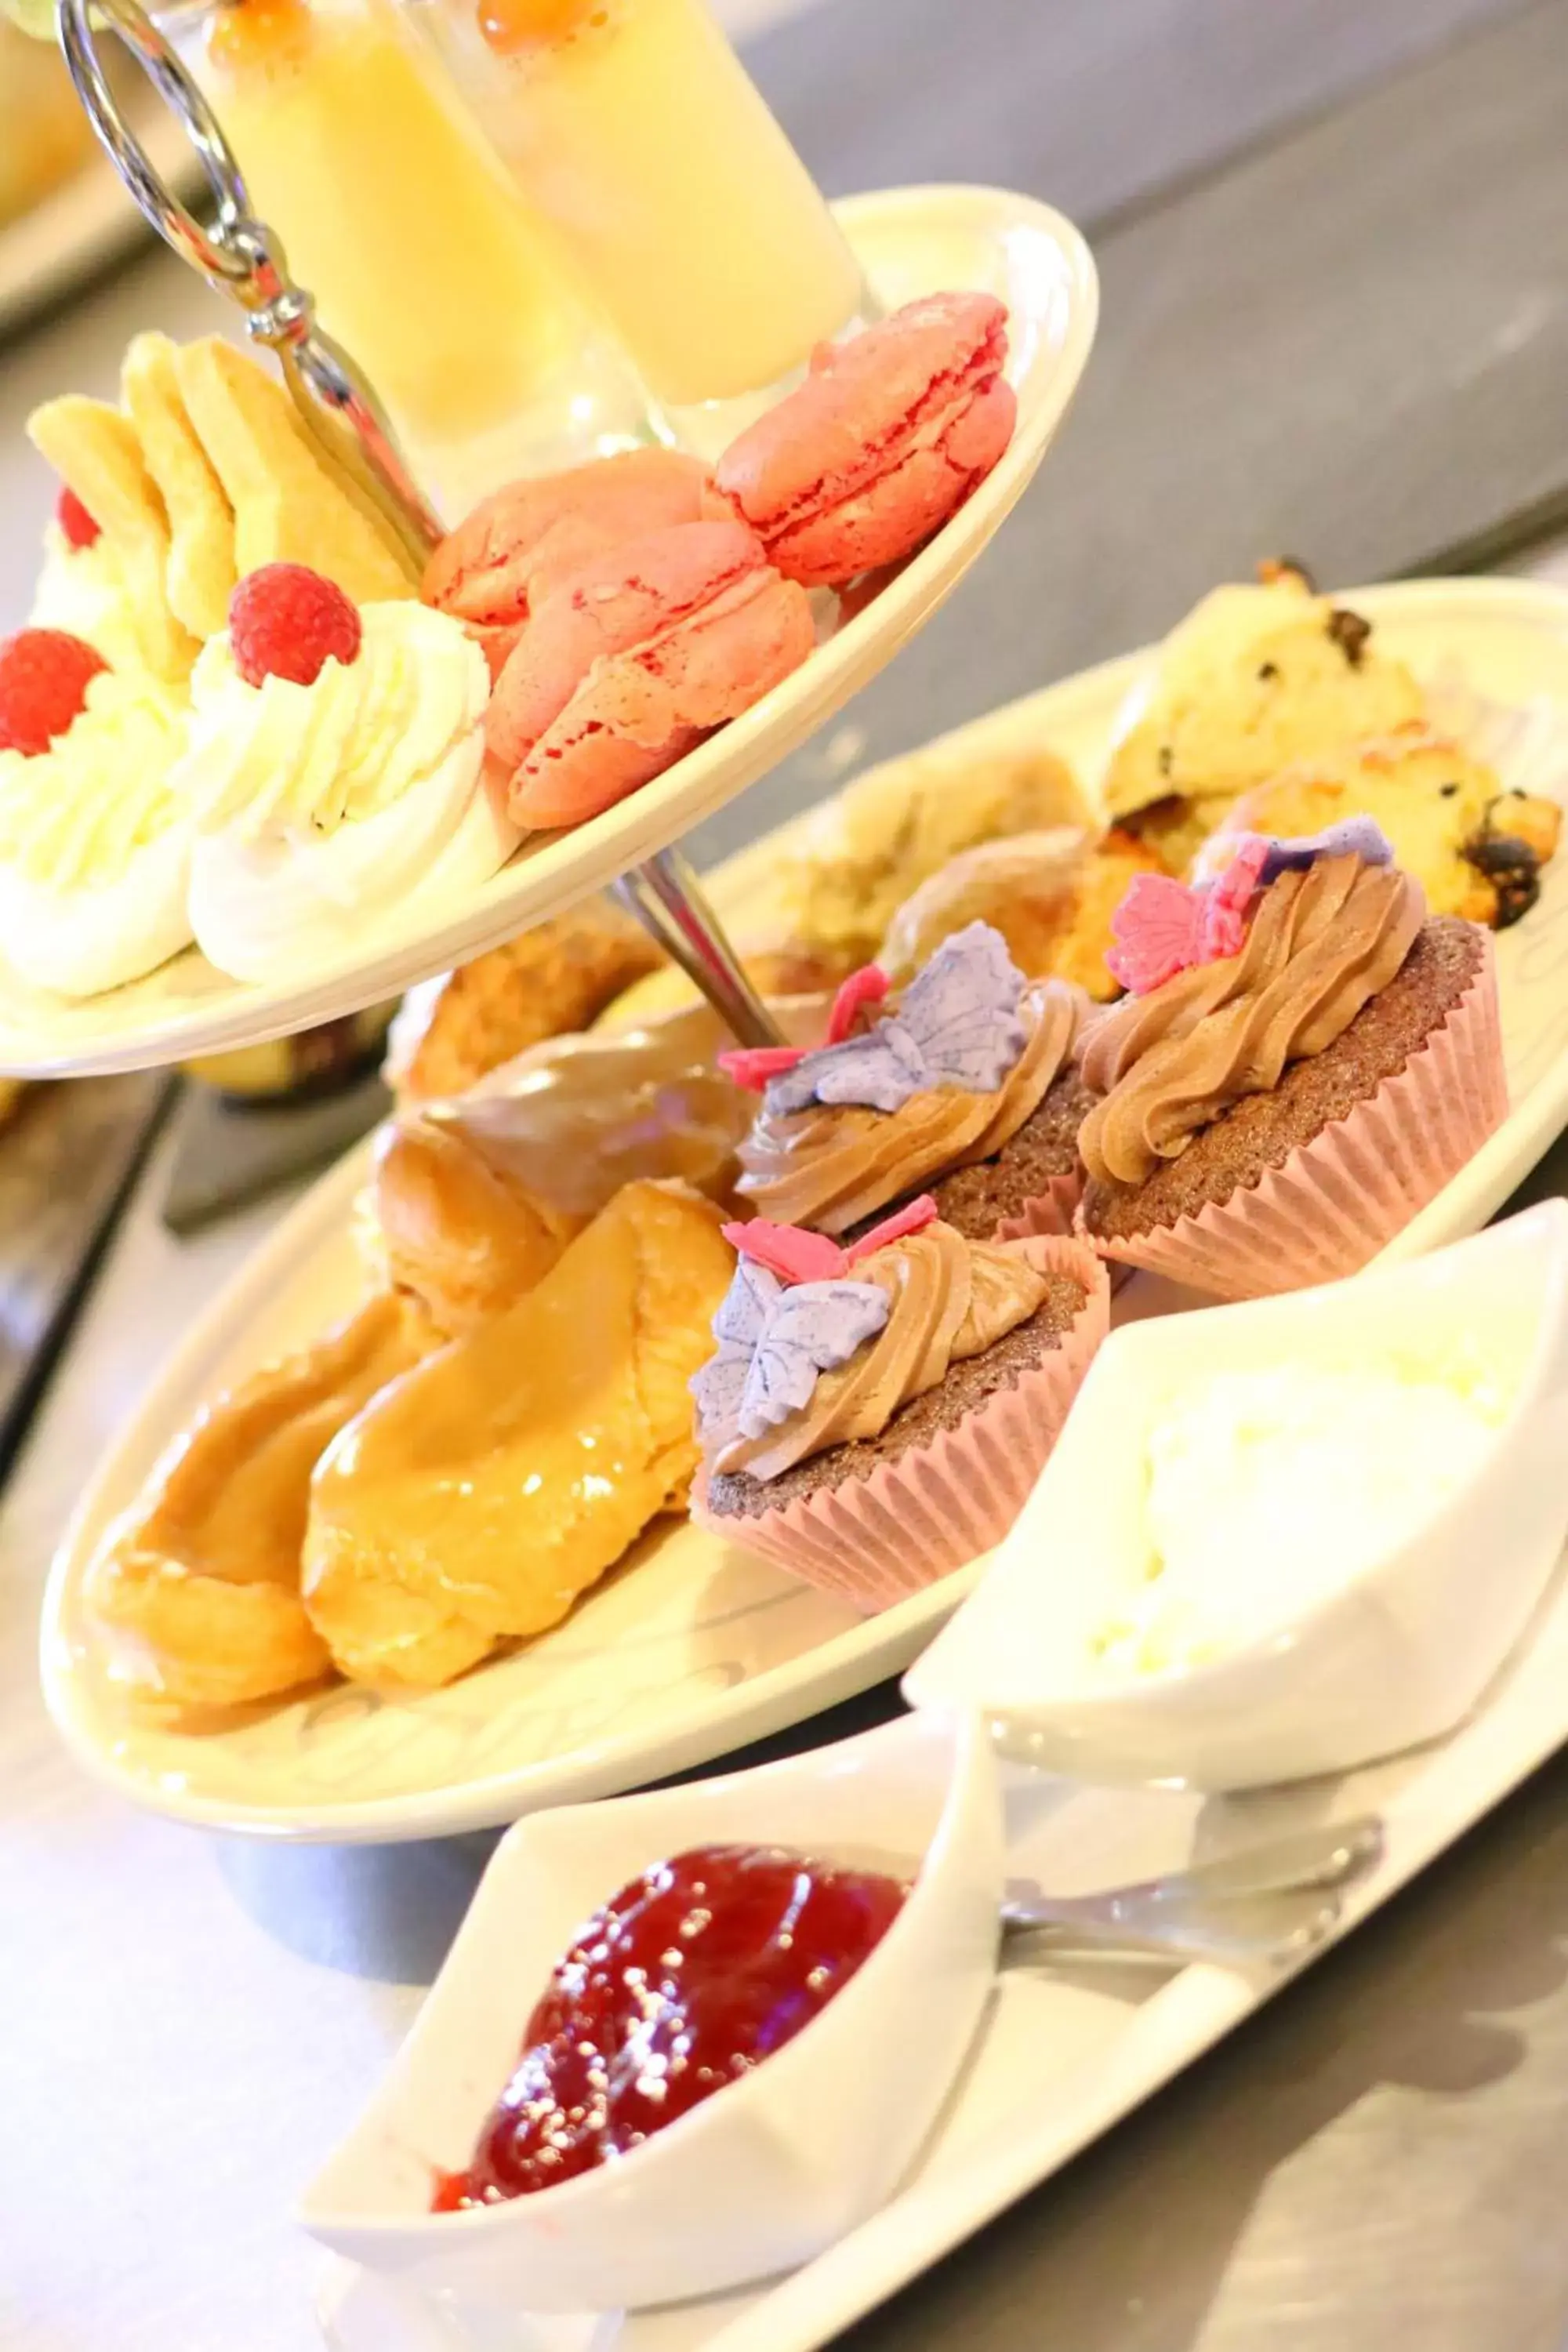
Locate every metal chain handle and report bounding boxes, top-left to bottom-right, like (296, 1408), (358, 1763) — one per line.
(56, 0), (444, 565)
(51, 0), (785, 1050)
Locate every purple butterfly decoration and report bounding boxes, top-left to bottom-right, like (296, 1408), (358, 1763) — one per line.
(1258, 818), (1393, 880)
(691, 1256), (891, 1443)
(763, 924), (1029, 1117)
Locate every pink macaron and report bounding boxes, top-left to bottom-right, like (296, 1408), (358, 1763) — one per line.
(713, 291), (1016, 590)
(486, 518), (815, 831)
(422, 448), (713, 679)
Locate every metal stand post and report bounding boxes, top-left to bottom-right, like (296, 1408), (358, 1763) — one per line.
(613, 850), (783, 1047)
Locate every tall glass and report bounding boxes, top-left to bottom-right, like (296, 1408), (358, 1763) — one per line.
(408, 0), (872, 452)
(159, 0), (658, 516)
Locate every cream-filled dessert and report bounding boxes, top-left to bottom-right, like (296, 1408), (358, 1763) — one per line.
(179, 567), (512, 982)
(0, 630), (194, 996)
(1091, 1360), (1512, 1677)
(28, 510), (158, 682)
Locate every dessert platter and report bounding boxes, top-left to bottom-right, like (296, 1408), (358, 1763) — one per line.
(16, 0), (1568, 2345)
(40, 562), (1568, 1837)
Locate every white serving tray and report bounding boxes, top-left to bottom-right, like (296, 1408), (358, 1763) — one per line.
(0, 183), (1097, 1079)
(38, 575), (1568, 1842)
(314, 1562), (1568, 2352)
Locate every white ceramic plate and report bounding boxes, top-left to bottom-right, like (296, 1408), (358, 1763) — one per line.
(301, 1714), (1002, 2312)
(317, 1557), (1568, 2352)
(0, 183), (1098, 1079)
(38, 575), (1568, 1842)
(0, 106), (198, 338)
(42, 1131), (981, 1842)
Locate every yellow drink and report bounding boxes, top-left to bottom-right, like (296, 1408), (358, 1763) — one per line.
(432, 0), (866, 409)
(186, 0), (650, 503)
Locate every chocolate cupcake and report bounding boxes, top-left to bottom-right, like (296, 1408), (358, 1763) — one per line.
(690, 1196), (1109, 1610)
(1076, 819), (1507, 1298)
(721, 923), (1091, 1243)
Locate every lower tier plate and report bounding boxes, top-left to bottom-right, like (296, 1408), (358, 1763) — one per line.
(38, 575), (1568, 1840)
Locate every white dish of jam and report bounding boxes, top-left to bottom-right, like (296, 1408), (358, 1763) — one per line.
(430, 1843), (908, 2214)
(300, 1710), (1002, 2312)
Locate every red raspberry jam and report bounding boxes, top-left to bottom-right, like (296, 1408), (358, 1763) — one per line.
(433, 1843), (906, 2210)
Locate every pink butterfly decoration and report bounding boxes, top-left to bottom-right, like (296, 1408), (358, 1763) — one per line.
(1106, 845), (1271, 996)
(717, 962), (891, 1092)
(826, 963), (890, 1043)
(1105, 874), (1207, 995)
(717, 1044), (804, 1091)
(846, 1194), (938, 1261)
(722, 1219), (848, 1283)
(1200, 837), (1270, 960)
(723, 1195), (939, 1286)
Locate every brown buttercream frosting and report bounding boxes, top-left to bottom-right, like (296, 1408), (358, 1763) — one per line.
(735, 980), (1081, 1235)
(706, 1221), (1051, 1483)
(1079, 853), (1425, 1187)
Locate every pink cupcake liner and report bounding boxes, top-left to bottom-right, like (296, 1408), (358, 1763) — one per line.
(993, 1167), (1084, 1243)
(1077, 941), (1507, 1301)
(692, 1233), (1110, 1613)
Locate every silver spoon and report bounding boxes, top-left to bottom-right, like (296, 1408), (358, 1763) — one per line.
(1000, 1815), (1384, 1966)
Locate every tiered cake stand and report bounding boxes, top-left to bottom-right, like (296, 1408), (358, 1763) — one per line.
(4, 0), (1099, 1077)
(31, 0), (1102, 1840)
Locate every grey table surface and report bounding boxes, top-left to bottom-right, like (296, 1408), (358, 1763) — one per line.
(8, 2), (1568, 2347)
(692, 0), (1568, 866)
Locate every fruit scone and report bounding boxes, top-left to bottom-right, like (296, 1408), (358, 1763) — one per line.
(0, 628), (194, 997)
(1102, 561), (1562, 925)
(1101, 561), (1427, 872)
(1200, 726), (1563, 930)
(177, 563), (516, 982)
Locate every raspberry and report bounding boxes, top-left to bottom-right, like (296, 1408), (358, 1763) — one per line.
(56, 487), (101, 550)
(0, 630), (108, 757)
(230, 564), (363, 689)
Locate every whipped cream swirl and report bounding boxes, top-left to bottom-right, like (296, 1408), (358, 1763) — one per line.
(0, 669), (194, 996)
(180, 602), (487, 842)
(29, 524), (162, 681)
(177, 602), (515, 983)
(0, 670), (188, 888)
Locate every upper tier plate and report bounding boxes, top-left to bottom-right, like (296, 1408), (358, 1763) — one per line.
(0, 183), (1098, 1079)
